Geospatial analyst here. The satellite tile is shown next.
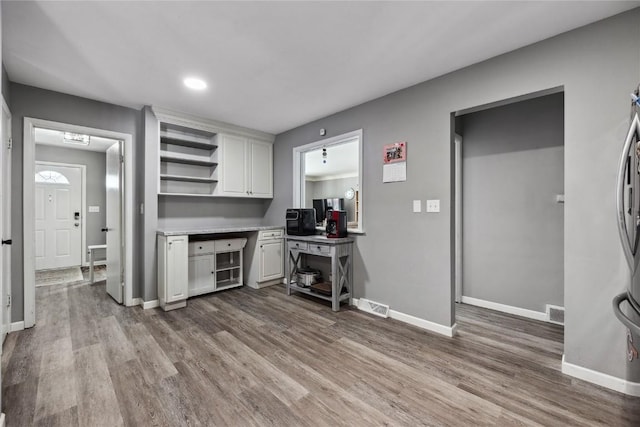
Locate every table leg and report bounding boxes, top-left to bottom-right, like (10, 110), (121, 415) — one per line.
(89, 249), (95, 283)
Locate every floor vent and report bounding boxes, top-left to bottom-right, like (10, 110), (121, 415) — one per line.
(357, 298), (390, 318)
(546, 304), (565, 325)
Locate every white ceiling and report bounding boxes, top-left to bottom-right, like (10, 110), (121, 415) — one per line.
(4, 1), (639, 135)
(305, 140), (359, 179)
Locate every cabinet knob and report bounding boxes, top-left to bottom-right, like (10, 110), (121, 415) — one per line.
(228, 243), (231, 247)
(199, 246), (203, 250)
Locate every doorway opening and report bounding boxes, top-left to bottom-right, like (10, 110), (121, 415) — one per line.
(452, 88), (565, 353)
(23, 118), (134, 329)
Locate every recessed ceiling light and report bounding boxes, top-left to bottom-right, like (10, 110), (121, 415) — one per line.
(183, 77), (207, 90)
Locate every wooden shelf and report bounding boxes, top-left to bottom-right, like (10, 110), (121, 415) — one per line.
(288, 283), (350, 303)
(160, 153), (217, 167)
(158, 192), (219, 197)
(215, 263), (240, 272)
(161, 136), (217, 151)
(160, 174), (218, 183)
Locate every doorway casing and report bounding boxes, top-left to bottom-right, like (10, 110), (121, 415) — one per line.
(23, 117), (134, 328)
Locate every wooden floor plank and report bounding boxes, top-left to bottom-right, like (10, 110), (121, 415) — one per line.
(73, 344), (124, 427)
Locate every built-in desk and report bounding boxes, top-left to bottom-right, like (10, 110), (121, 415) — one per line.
(285, 235), (354, 311)
(157, 226), (284, 311)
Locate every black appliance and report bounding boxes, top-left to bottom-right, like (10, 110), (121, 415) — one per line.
(326, 209), (347, 238)
(312, 199), (327, 224)
(312, 197), (345, 224)
(286, 208), (317, 236)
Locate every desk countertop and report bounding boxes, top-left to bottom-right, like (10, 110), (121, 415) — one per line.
(157, 225), (284, 236)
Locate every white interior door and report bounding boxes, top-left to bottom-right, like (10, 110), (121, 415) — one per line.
(106, 141), (123, 303)
(1, 100), (11, 344)
(34, 164), (82, 270)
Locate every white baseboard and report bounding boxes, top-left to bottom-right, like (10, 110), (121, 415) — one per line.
(0, 412), (5, 427)
(9, 321), (25, 332)
(562, 354), (640, 397)
(351, 298), (456, 338)
(461, 296), (547, 322)
(141, 299), (159, 309)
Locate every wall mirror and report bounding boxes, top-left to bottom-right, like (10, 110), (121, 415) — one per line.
(293, 129), (363, 233)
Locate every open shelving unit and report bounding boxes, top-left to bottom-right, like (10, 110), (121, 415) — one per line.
(159, 122), (219, 196)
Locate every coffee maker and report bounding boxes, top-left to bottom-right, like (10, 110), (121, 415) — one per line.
(326, 209), (347, 238)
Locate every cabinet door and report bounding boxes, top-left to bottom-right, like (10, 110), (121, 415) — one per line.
(165, 235), (188, 303)
(248, 140), (273, 198)
(260, 239), (284, 282)
(220, 134), (247, 195)
(188, 254), (215, 297)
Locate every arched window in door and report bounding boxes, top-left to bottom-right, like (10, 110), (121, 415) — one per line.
(35, 170), (70, 185)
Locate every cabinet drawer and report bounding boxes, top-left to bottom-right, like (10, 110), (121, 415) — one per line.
(288, 241), (308, 251)
(188, 241), (215, 256)
(259, 229), (283, 240)
(215, 238), (247, 252)
(308, 243), (331, 256)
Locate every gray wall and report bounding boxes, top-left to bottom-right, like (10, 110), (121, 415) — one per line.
(461, 93), (564, 312)
(35, 145), (107, 258)
(266, 10), (640, 380)
(9, 83), (142, 320)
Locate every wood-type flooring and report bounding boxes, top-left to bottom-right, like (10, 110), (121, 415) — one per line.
(2, 281), (639, 426)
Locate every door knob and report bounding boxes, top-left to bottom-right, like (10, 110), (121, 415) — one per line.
(1, 239), (11, 245)
(101, 228), (109, 232)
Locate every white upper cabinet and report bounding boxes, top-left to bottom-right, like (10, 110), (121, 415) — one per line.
(219, 134), (247, 196)
(152, 107), (274, 198)
(217, 134), (273, 198)
(247, 139), (273, 198)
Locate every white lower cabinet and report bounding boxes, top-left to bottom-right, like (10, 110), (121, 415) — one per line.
(188, 254), (215, 297)
(158, 235), (189, 311)
(260, 240), (284, 282)
(186, 238), (247, 298)
(246, 229), (284, 289)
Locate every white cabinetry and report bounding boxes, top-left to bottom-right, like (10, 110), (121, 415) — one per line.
(245, 229), (284, 289)
(218, 135), (273, 198)
(158, 235), (189, 311)
(152, 107), (274, 198)
(187, 238), (247, 298)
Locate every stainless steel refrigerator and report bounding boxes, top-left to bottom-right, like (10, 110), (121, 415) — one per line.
(614, 88), (640, 382)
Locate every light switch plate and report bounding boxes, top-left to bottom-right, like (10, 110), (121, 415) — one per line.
(426, 199), (440, 213)
(88, 205), (100, 213)
(413, 200), (422, 213)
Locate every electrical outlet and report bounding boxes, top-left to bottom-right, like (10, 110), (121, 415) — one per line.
(426, 199), (440, 213)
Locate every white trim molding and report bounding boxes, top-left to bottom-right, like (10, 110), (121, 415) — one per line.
(9, 321), (25, 332)
(562, 355), (640, 397)
(461, 296), (547, 322)
(141, 299), (159, 310)
(351, 298), (457, 338)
